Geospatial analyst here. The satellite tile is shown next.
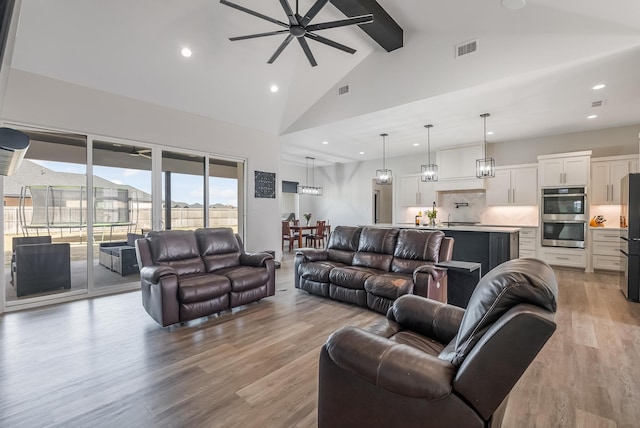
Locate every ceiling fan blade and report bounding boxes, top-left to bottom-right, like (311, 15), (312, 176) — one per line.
(229, 29), (289, 41)
(300, 0), (330, 26)
(297, 37), (317, 67)
(306, 14), (374, 32)
(305, 32), (356, 54)
(279, 0), (299, 26)
(268, 34), (295, 64)
(220, 0), (289, 29)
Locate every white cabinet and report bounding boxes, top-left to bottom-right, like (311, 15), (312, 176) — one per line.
(519, 227), (538, 258)
(631, 158), (639, 173)
(539, 247), (586, 268)
(539, 154), (590, 187)
(591, 157), (631, 205)
(435, 146), (486, 191)
(486, 165), (537, 206)
(399, 175), (436, 207)
(591, 228), (624, 271)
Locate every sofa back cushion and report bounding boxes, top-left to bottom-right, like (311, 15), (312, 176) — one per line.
(352, 228), (399, 271)
(326, 226), (362, 265)
(391, 230), (445, 273)
(146, 230), (204, 276)
(195, 228), (242, 272)
(439, 258), (558, 367)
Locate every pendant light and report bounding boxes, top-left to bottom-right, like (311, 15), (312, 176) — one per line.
(375, 133), (393, 185)
(297, 156), (323, 195)
(420, 124), (438, 182)
(476, 113), (495, 178)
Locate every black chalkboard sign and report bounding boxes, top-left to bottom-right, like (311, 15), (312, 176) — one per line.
(254, 171), (276, 198)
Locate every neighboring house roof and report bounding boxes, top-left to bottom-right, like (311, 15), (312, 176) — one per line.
(4, 160), (152, 202)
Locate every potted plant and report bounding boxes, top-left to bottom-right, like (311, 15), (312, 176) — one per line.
(426, 208), (437, 227)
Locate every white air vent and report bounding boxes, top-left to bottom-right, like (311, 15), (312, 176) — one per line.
(592, 100), (606, 108)
(455, 39), (478, 58)
(338, 85), (349, 95)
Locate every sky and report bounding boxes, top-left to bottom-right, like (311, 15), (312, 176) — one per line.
(32, 160), (238, 206)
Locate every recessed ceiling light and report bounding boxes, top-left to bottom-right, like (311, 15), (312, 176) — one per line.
(501, 0), (526, 10)
(413, 143), (419, 147)
(359, 151), (365, 155)
(181, 47), (192, 58)
(592, 84), (606, 90)
(486, 131), (494, 135)
(112, 143), (122, 147)
(322, 141), (328, 145)
(587, 115), (598, 119)
(270, 85), (279, 93)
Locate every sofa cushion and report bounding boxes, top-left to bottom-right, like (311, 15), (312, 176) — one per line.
(440, 258), (558, 366)
(364, 273), (414, 299)
(195, 228), (242, 272)
(298, 260), (348, 283)
(326, 226), (362, 265)
(391, 230), (445, 273)
(216, 266), (269, 292)
(330, 266), (381, 290)
(178, 273), (231, 304)
(352, 228), (399, 271)
(147, 230), (205, 276)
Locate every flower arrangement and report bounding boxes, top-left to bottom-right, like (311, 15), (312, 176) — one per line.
(303, 213), (312, 225)
(426, 209), (437, 220)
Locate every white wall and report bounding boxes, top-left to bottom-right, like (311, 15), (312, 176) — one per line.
(0, 69), (281, 254)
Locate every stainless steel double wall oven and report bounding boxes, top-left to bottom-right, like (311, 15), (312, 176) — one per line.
(541, 187), (587, 248)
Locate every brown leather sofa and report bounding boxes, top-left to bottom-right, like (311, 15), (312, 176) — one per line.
(318, 258), (558, 428)
(135, 228), (275, 327)
(294, 226), (454, 314)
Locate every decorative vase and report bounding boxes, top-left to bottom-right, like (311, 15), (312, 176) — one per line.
(429, 218), (436, 227)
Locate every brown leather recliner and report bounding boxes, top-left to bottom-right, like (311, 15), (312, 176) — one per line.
(318, 258), (558, 428)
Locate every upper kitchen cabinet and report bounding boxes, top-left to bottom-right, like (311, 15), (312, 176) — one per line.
(399, 174), (436, 207)
(486, 165), (538, 206)
(591, 155), (638, 205)
(435, 145), (486, 191)
(538, 151), (591, 187)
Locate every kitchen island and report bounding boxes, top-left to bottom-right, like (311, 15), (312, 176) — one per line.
(366, 224), (520, 276)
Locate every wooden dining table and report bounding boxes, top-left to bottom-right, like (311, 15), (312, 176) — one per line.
(290, 224), (331, 249)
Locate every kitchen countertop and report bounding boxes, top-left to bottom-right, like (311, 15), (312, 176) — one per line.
(366, 224), (522, 233)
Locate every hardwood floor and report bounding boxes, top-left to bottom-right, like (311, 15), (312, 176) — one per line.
(1, 256), (639, 427)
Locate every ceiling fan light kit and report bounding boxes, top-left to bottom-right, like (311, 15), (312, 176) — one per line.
(220, 0), (373, 67)
(476, 113), (496, 179)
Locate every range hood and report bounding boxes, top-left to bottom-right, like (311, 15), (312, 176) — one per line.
(0, 127), (29, 176)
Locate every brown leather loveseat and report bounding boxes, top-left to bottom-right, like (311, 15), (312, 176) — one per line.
(135, 228), (275, 327)
(294, 226), (453, 314)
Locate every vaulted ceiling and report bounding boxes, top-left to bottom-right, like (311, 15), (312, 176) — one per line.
(9, 0), (640, 166)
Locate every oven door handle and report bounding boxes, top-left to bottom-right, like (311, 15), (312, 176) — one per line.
(543, 220), (587, 224)
(542, 193), (586, 198)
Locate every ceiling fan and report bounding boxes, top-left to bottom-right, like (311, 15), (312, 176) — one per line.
(129, 148), (151, 160)
(220, 0), (374, 67)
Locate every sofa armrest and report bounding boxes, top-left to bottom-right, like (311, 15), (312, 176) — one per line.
(295, 248), (328, 262)
(240, 252), (273, 267)
(140, 265), (177, 283)
(387, 295), (464, 344)
(325, 326), (455, 399)
(413, 264), (448, 301)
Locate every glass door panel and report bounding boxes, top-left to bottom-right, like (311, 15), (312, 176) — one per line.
(162, 151), (205, 230)
(4, 130), (88, 303)
(209, 157), (241, 233)
(92, 140), (152, 290)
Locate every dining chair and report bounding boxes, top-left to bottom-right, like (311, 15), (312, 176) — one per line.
(306, 220), (327, 248)
(282, 220), (299, 252)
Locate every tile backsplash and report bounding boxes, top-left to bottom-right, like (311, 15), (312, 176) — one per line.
(401, 190), (539, 226)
